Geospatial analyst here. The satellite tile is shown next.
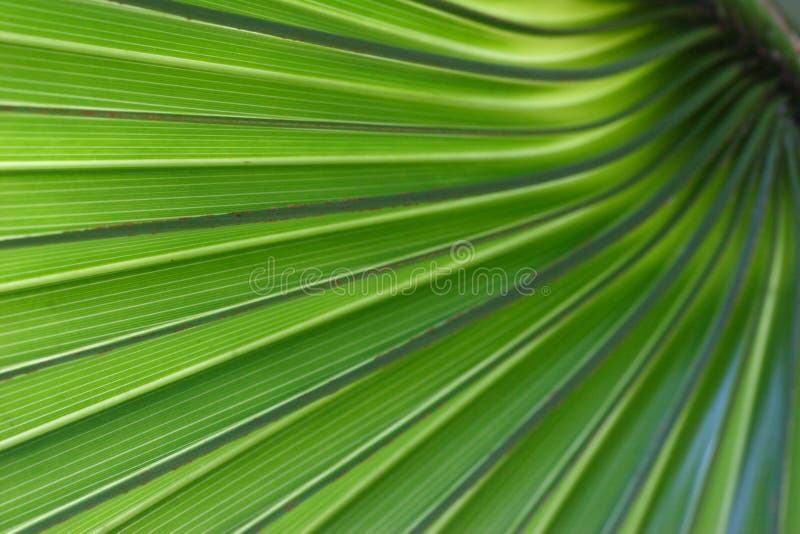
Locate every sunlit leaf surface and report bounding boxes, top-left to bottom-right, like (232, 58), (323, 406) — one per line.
(1, 0), (798, 531)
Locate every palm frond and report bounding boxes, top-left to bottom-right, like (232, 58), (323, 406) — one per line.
(1, 0), (798, 532)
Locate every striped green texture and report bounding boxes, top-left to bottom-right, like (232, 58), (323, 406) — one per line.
(1, 0), (799, 532)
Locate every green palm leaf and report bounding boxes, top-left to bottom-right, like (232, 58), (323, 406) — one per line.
(1, 0), (798, 531)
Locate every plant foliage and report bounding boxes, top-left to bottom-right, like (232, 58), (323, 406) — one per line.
(0, 0), (799, 532)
